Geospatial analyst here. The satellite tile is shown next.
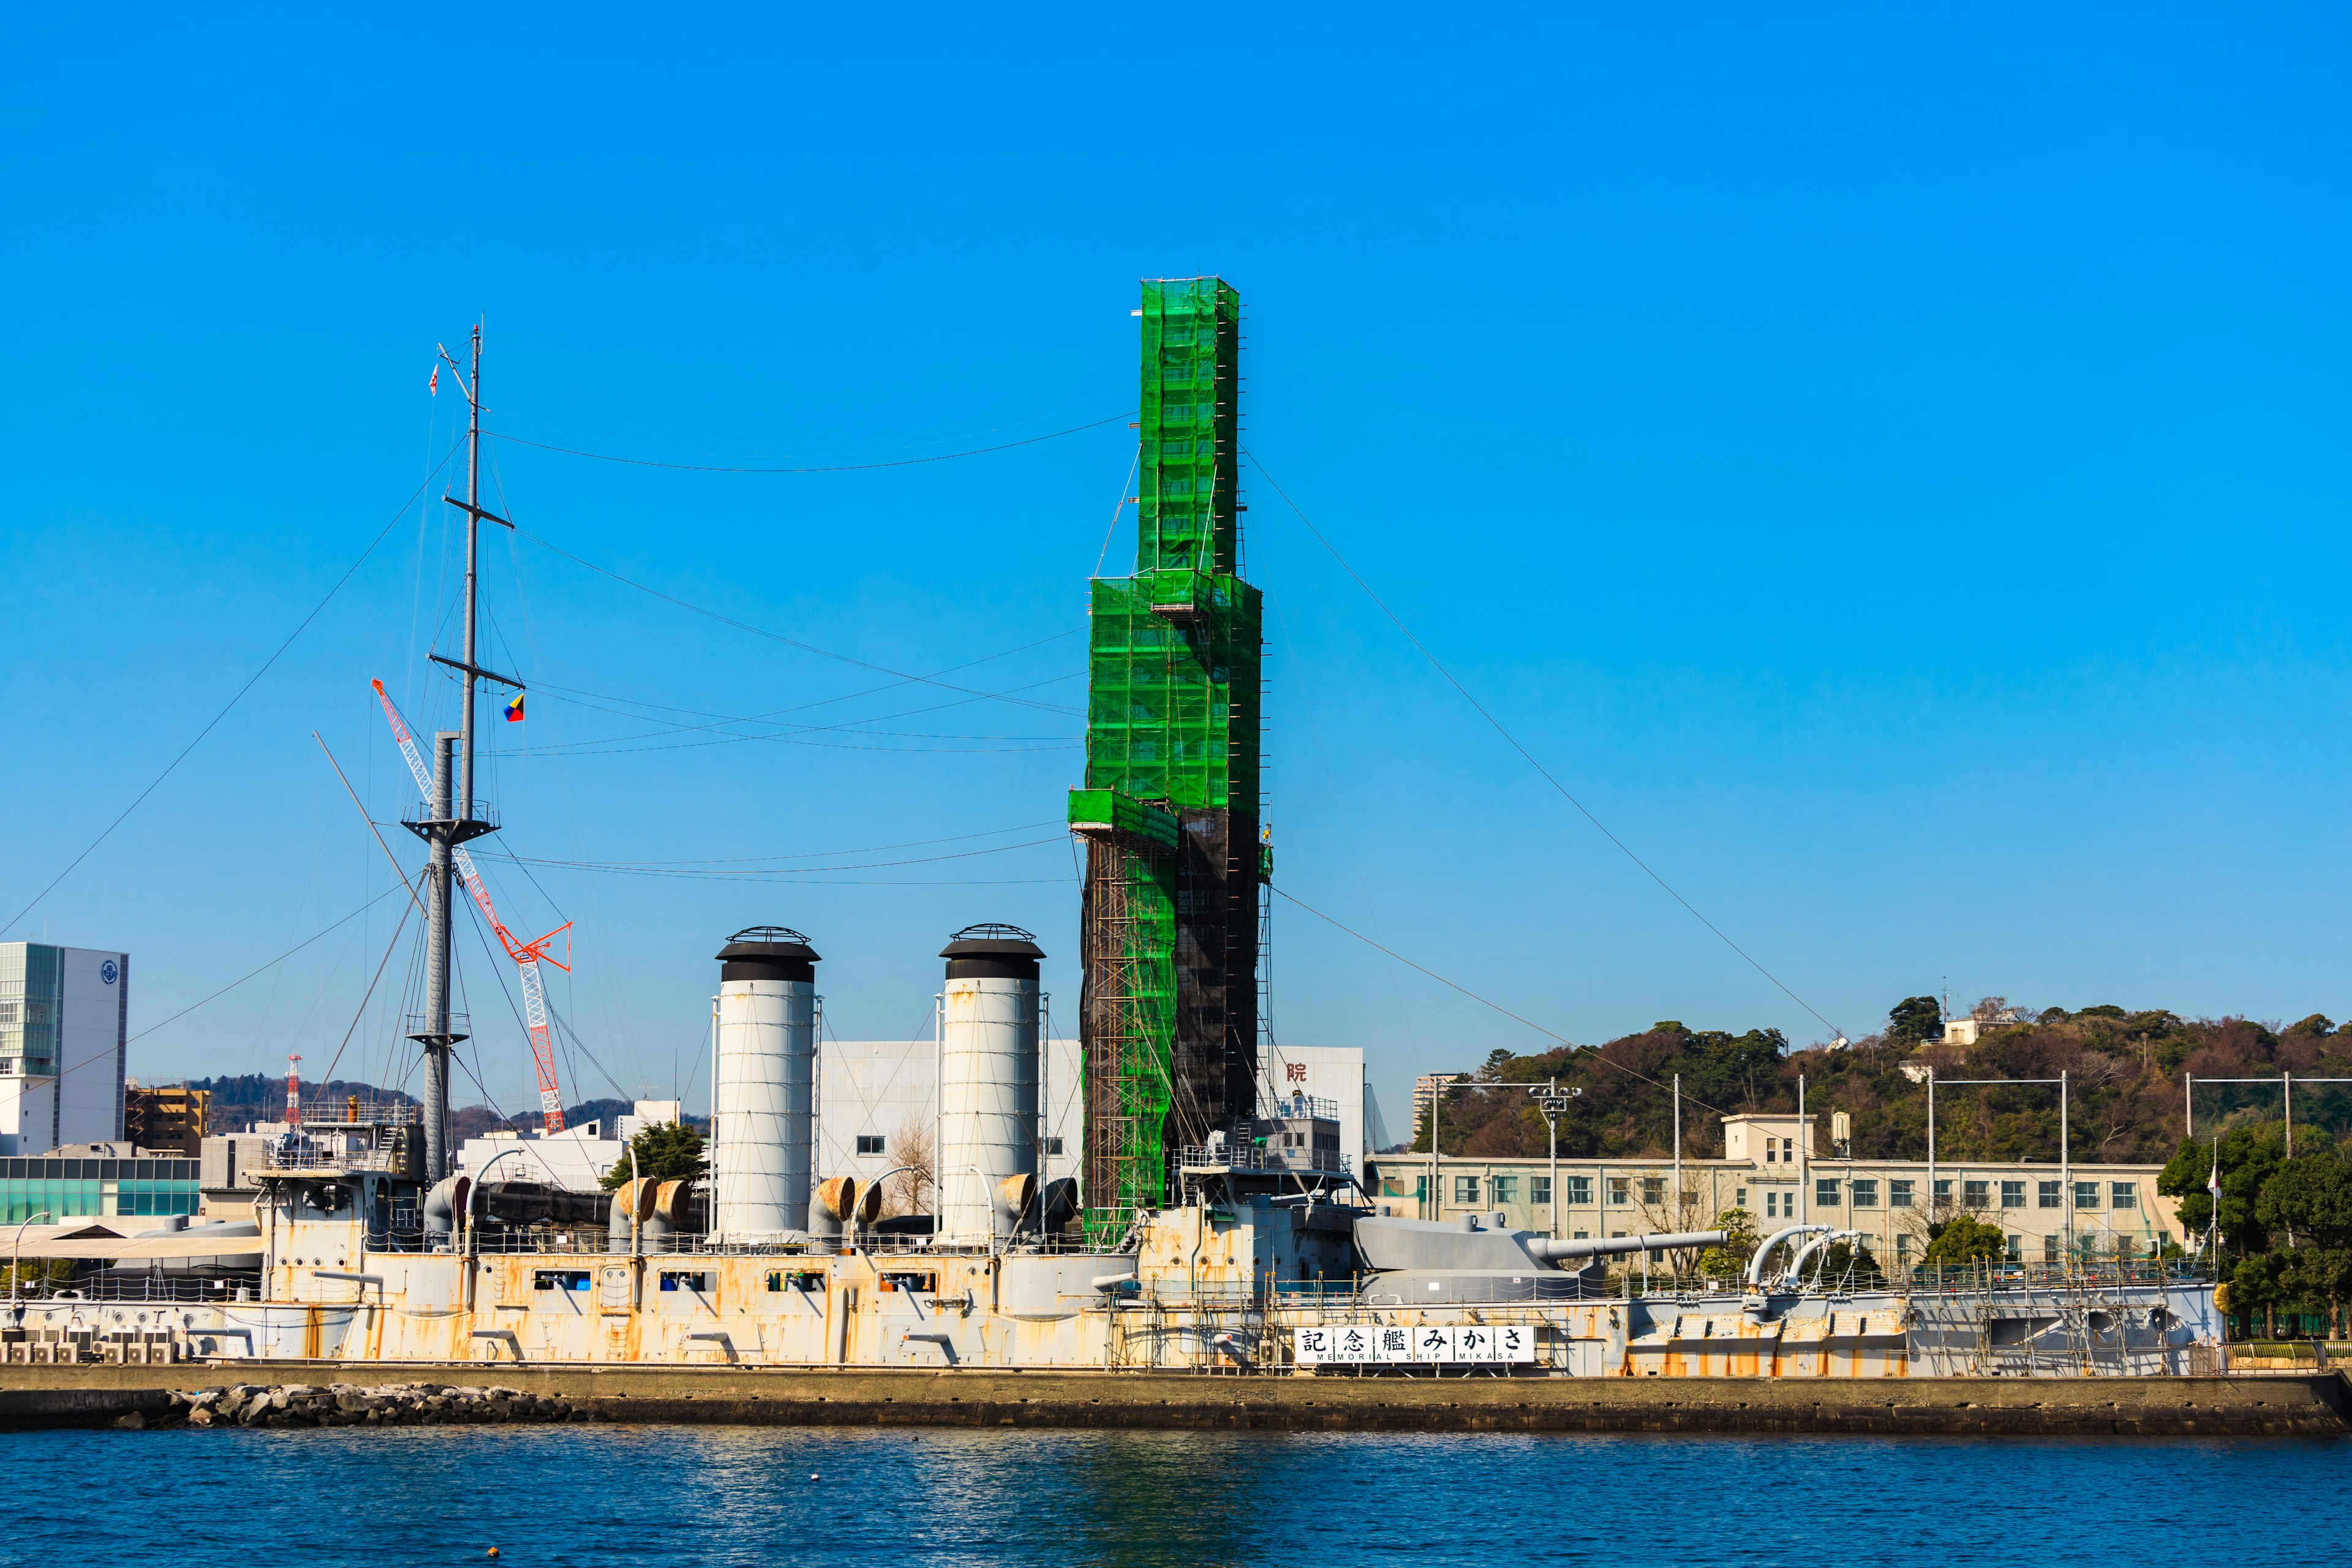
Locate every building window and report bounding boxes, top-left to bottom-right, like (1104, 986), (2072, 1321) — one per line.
(2000, 1180), (2024, 1210)
(1530, 1175), (1551, 1205)
(2116, 1236), (2136, 1261)
(1782, 1137), (1795, 1163)
(2005, 1235), (2022, 1262)
(1572, 1231), (1589, 1241)
(1815, 1178), (1839, 1209)
(1964, 1179), (1989, 1208)
(1492, 1175), (1519, 1204)
(1765, 1190), (1782, 1218)
(1850, 1179), (1879, 1208)
(1888, 1179), (1913, 1208)
(2043, 1234), (2060, 1262)
(1640, 1176), (1664, 1205)
(855, 1134), (885, 1156)
(1044, 1137), (1064, 1156)
(1896, 1234), (1915, 1261)
(2074, 1181), (2100, 1210)
(2111, 1182), (2136, 1210)
(1933, 1178), (1953, 1208)
(1567, 1175), (1593, 1205)
(1765, 1140), (1777, 1164)
(1733, 1187), (1747, 1210)
(1453, 1175), (1480, 1205)
(2038, 1180), (2061, 1209)
(1607, 1177), (1629, 1205)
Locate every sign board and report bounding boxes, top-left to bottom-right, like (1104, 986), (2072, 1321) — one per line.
(1295, 1323), (1536, 1365)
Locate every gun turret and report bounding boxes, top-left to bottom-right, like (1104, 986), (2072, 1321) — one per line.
(1525, 1230), (1725, 1263)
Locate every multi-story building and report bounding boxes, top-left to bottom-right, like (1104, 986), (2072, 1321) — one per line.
(0, 942), (129, 1156)
(123, 1080), (210, 1156)
(1366, 1112), (2184, 1265)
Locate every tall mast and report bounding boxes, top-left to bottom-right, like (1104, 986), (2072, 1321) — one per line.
(460, 323), (481, 826)
(407, 320), (514, 1189)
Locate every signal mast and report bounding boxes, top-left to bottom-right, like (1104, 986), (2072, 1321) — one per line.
(374, 679), (571, 1140)
(390, 325), (568, 1182)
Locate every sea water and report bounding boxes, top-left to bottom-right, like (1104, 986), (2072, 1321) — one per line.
(4, 1423), (2343, 1565)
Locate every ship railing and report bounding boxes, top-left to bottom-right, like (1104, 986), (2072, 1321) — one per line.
(440, 1229), (1104, 1258)
(256, 1145), (399, 1174)
(1600, 1257), (2215, 1298)
(18, 1271), (264, 1304)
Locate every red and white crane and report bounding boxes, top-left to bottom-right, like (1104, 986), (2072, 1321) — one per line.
(372, 678), (571, 1133)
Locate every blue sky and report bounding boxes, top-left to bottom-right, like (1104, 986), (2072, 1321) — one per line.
(2, 6), (2346, 1126)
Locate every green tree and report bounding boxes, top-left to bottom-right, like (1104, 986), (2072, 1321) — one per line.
(2255, 1145), (2352, 1249)
(1922, 1215), (2006, 1267)
(1885, 997), (1942, 1047)
(600, 1120), (707, 1190)
(1697, 1207), (1758, 1279)
(2160, 1124), (2290, 1253)
(1815, 1239), (1880, 1285)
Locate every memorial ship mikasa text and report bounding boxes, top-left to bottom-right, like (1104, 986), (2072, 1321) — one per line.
(26, 284), (2220, 1378)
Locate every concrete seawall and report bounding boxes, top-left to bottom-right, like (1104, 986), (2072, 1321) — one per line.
(3, 1364), (2346, 1436)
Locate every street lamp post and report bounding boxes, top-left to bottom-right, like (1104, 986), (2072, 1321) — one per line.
(10, 1210), (53, 1305)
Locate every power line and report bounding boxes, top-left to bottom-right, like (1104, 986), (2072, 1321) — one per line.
(480, 835), (1068, 881)
(1272, 886), (1736, 1119)
(102, 884), (410, 1059)
(1247, 449), (1849, 1046)
(2, 439), (466, 937)
(488, 411), (1132, 474)
(513, 526), (1079, 715)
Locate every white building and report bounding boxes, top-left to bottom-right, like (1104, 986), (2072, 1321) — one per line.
(456, 1099), (684, 1194)
(817, 1039), (1081, 1210)
(0, 943), (129, 1156)
(1259, 1044), (1373, 1164)
(810, 1040), (1373, 1212)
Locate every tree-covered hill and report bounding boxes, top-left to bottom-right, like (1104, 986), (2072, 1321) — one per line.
(1413, 999), (2352, 1167)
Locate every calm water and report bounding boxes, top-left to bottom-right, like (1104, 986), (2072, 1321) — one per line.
(6, 1423), (2344, 1566)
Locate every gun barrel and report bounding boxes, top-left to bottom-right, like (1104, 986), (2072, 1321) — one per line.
(1525, 1230), (1725, 1263)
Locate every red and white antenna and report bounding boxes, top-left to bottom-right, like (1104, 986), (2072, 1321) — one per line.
(371, 678), (572, 1134)
(285, 1054), (303, 1126)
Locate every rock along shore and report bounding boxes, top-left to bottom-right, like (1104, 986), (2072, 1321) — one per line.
(2, 1365), (2346, 1437)
(135, 1382), (588, 1431)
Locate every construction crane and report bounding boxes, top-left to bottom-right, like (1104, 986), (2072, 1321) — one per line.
(372, 678), (571, 1133)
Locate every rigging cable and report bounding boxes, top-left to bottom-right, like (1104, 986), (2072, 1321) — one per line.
(511, 526), (1076, 715)
(1272, 886), (1738, 1120)
(2, 437), (467, 937)
(1246, 448), (1850, 1046)
(488, 411), (1131, 474)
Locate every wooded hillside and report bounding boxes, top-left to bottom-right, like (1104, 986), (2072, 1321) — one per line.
(1412, 999), (2352, 1167)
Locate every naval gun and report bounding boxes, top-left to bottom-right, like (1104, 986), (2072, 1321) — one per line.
(1354, 1212), (1727, 1305)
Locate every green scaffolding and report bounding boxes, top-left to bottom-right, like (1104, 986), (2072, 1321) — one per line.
(1074, 277), (1263, 1245)
(1138, 276), (1241, 577)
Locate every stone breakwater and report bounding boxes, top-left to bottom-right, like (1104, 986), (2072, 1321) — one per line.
(130, 1383), (589, 1430)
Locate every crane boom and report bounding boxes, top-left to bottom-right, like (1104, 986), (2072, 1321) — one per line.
(372, 679), (570, 1132)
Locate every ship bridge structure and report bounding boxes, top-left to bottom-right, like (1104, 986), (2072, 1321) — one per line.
(1069, 277), (1267, 1243)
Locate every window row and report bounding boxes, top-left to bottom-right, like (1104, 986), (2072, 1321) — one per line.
(1431, 1173), (2141, 1212)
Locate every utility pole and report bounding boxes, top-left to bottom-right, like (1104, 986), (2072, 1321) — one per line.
(1672, 1073), (1682, 1233)
(1532, 1080), (1578, 1240)
(1797, 1076), (1807, 1229)
(405, 323), (515, 1185)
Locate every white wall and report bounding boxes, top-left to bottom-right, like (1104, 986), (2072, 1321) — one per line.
(55, 948), (127, 1146)
(0, 1077), (58, 1158)
(456, 1101), (683, 1193)
(1257, 1044), (1368, 1159)
(818, 1038), (1080, 1212)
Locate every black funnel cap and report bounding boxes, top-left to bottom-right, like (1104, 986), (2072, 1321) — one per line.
(718, 925), (820, 982)
(941, 921), (1043, 980)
